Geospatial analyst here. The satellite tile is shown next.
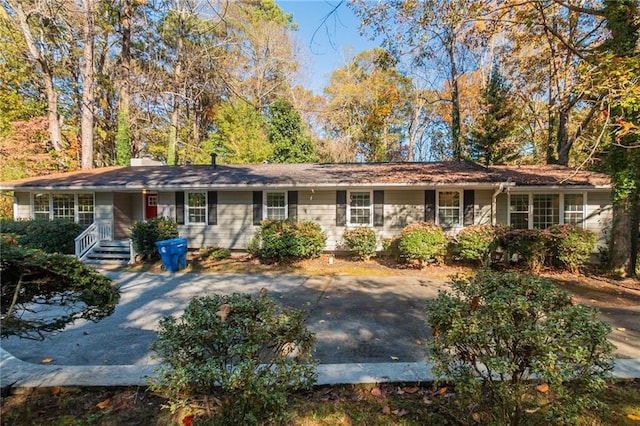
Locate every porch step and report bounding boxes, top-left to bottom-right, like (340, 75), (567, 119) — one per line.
(84, 240), (131, 264)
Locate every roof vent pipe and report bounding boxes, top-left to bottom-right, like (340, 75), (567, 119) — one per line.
(211, 153), (217, 169)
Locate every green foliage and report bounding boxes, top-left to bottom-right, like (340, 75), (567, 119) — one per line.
(249, 220), (326, 262)
(130, 217), (179, 260)
(398, 221), (448, 265)
(0, 238), (119, 339)
(455, 224), (497, 266)
(266, 98), (318, 163)
(426, 271), (614, 425)
(115, 108), (131, 166)
(149, 293), (317, 425)
(548, 225), (597, 273)
(381, 236), (401, 260)
(342, 227), (377, 260)
(1, 218), (84, 254)
(199, 246), (231, 261)
(498, 228), (549, 272)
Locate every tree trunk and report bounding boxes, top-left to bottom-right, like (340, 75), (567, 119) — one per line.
(447, 38), (462, 160)
(116, 0), (133, 164)
(81, 0), (95, 170)
(556, 107), (570, 165)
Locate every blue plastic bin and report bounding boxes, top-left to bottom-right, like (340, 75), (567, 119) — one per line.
(155, 238), (188, 272)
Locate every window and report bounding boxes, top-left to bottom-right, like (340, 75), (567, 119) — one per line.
(33, 193), (50, 220)
(266, 192), (287, 220)
(187, 192), (206, 224)
(52, 194), (75, 220)
(77, 194), (95, 226)
(437, 191), (461, 227)
(348, 191), (372, 226)
(509, 194), (529, 229)
(533, 194), (559, 229)
(564, 194), (584, 225)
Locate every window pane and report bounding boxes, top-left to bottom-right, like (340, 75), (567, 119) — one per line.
(564, 194), (584, 225)
(349, 192), (371, 225)
(438, 192), (460, 226)
(266, 192), (286, 220)
(188, 192), (206, 223)
(510, 195), (529, 229)
(34, 194), (50, 220)
(77, 194), (94, 226)
(533, 194), (559, 229)
(52, 194), (74, 220)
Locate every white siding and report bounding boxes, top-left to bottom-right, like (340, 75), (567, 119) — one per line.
(496, 192), (508, 225)
(585, 191), (612, 249)
(95, 192), (112, 221)
(475, 190), (493, 225)
(157, 191), (175, 219)
(14, 192), (30, 219)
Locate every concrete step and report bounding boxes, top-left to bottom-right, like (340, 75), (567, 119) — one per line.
(97, 240), (130, 248)
(86, 252), (130, 260)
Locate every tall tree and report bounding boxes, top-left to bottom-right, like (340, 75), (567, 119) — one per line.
(80, 0), (96, 169)
(266, 98), (318, 163)
(115, 0), (132, 165)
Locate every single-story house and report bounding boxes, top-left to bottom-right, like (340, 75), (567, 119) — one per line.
(0, 160), (612, 259)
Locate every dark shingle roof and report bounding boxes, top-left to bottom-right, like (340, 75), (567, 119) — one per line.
(0, 162), (611, 190)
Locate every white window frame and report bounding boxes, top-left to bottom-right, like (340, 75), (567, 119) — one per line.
(33, 193), (51, 220)
(31, 193), (95, 224)
(77, 193), (95, 226)
(186, 192), (207, 224)
(347, 190), (373, 227)
(436, 190), (462, 228)
(264, 191), (288, 220)
(508, 192), (587, 229)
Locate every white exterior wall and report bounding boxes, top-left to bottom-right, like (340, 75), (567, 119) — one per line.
(95, 192), (112, 221)
(475, 190), (493, 225)
(297, 190), (339, 250)
(585, 191), (612, 249)
(13, 192), (31, 219)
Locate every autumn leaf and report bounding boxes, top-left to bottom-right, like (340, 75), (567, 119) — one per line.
(627, 413), (640, 421)
(182, 414), (195, 426)
(536, 384), (550, 393)
(215, 304), (232, 323)
(470, 295), (480, 312)
(96, 398), (111, 410)
(393, 408), (409, 417)
(259, 287), (268, 298)
(41, 357), (54, 364)
(382, 405), (391, 415)
(472, 412), (481, 422)
(371, 387), (384, 397)
(438, 387), (448, 395)
(51, 387), (61, 395)
(403, 386), (420, 394)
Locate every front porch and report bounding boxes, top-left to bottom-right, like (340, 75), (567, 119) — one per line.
(74, 220), (135, 265)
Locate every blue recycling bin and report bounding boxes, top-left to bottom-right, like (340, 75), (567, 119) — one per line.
(155, 238), (188, 272)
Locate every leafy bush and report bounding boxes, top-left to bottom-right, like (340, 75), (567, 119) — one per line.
(1, 218), (84, 254)
(426, 271), (614, 425)
(398, 221), (448, 266)
(342, 227), (377, 260)
(130, 217), (178, 260)
(249, 220), (326, 262)
(382, 236), (401, 260)
(548, 224), (597, 272)
(455, 224), (496, 266)
(149, 293), (317, 425)
(199, 246), (231, 261)
(0, 238), (119, 339)
(498, 228), (549, 272)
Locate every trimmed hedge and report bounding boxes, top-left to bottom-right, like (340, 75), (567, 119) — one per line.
(398, 221), (448, 266)
(455, 224), (497, 266)
(130, 217), (179, 260)
(249, 220), (326, 262)
(343, 227), (377, 260)
(0, 218), (84, 254)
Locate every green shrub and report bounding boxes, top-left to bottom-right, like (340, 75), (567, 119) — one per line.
(0, 238), (119, 338)
(426, 270), (614, 425)
(130, 217), (178, 260)
(199, 246), (231, 261)
(149, 293), (317, 425)
(398, 221), (448, 266)
(342, 227), (377, 260)
(382, 236), (401, 260)
(499, 228), (549, 272)
(1, 218), (84, 254)
(548, 224), (597, 272)
(455, 224), (496, 266)
(249, 220), (326, 262)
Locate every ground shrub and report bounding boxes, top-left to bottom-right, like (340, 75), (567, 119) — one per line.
(548, 224), (597, 272)
(199, 246), (231, 261)
(149, 292), (317, 426)
(426, 270), (614, 425)
(342, 227), (377, 260)
(455, 224), (496, 266)
(130, 217), (178, 260)
(0, 238), (119, 338)
(382, 236), (401, 260)
(398, 222), (448, 266)
(0, 218), (84, 254)
(498, 228), (549, 272)
(249, 220), (326, 262)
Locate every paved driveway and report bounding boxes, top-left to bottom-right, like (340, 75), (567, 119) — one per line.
(1, 272), (449, 366)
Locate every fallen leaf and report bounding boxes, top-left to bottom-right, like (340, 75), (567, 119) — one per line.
(182, 414), (195, 426)
(525, 408), (541, 414)
(415, 339), (423, 345)
(371, 387), (384, 397)
(393, 408), (409, 417)
(403, 386), (420, 394)
(617, 327), (627, 332)
(390, 356), (399, 361)
(628, 413), (640, 421)
(215, 304), (232, 323)
(259, 287), (267, 298)
(382, 405), (391, 415)
(432, 326), (439, 337)
(536, 384), (550, 393)
(96, 398), (111, 410)
(438, 387), (448, 395)
(470, 295), (480, 312)
(472, 412), (481, 422)
(41, 357), (54, 364)
(51, 387), (61, 395)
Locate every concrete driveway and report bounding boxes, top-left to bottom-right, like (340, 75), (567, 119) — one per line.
(0, 272), (449, 366)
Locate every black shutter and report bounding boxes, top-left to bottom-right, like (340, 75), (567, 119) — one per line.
(424, 190), (435, 222)
(336, 190), (347, 226)
(373, 190), (384, 227)
(288, 191), (298, 222)
(207, 191), (217, 225)
(463, 190), (475, 226)
(253, 191), (263, 225)
(175, 191), (185, 225)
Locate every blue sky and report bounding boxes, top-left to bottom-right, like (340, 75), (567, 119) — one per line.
(275, 1), (382, 94)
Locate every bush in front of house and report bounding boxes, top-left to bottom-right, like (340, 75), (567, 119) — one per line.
(130, 217), (179, 260)
(199, 246), (231, 261)
(454, 224), (497, 266)
(382, 236), (402, 261)
(398, 221), (448, 266)
(426, 270), (614, 425)
(498, 227), (549, 272)
(342, 227), (377, 260)
(249, 220), (326, 262)
(548, 224), (597, 272)
(148, 292), (317, 425)
(0, 218), (84, 254)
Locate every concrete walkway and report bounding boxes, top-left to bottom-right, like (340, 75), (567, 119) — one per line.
(2, 271), (639, 389)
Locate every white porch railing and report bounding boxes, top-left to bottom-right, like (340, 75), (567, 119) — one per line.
(74, 220), (113, 260)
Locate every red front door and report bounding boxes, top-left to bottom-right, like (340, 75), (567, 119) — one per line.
(144, 193), (158, 220)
